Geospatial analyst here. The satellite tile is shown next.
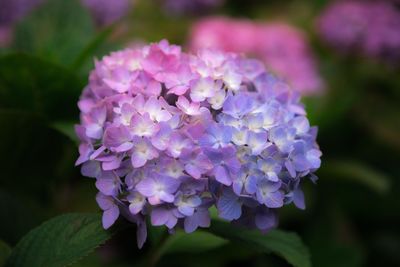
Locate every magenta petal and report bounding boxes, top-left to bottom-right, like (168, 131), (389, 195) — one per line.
(168, 84), (189, 95)
(146, 80), (161, 96)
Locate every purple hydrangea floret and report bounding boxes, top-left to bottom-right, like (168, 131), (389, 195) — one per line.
(76, 40), (322, 248)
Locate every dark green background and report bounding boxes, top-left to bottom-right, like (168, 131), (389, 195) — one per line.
(0, 0), (399, 266)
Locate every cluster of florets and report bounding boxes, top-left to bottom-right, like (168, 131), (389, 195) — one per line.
(190, 17), (323, 95)
(76, 40), (321, 248)
(318, 1), (400, 63)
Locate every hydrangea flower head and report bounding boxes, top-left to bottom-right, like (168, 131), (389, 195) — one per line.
(76, 40), (322, 247)
(190, 17), (324, 95)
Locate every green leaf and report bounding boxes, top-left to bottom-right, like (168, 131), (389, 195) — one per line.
(0, 240), (11, 267)
(162, 230), (228, 255)
(321, 160), (390, 194)
(5, 213), (114, 267)
(13, 0), (95, 66)
(207, 220), (311, 267)
(0, 53), (83, 122)
(71, 25), (116, 72)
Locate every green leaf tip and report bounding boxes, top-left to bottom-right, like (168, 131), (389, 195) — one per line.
(5, 213), (114, 267)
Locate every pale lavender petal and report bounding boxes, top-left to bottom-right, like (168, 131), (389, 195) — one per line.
(81, 161), (102, 178)
(214, 165), (232, 186)
(245, 175), (258, 194)
(255, 209), (277, 231)
(265, 191), (284, 208)
(95, 175), (120, 196)
(158, 191), (175, 203)
(102, 156), (122, 171)
(293, 188), (305, 210)
(96, 192), (114, 210)
(184, 209), (210, 233)
(131, 154), (147, 168)
(102, 205), (120, 229)
(151, 207), (169, 226)
(136, 178), (157, 197)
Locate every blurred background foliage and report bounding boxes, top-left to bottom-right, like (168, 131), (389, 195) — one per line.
(0, 0), (399, 266)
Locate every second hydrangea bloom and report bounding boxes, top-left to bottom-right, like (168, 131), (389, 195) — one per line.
(76, 40), (322, 247)
(317, 1), (400, 63)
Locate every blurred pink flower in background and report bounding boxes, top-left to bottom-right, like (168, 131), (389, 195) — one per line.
(190, 17), (323, 96)
(0, 0), (41, 47)
(189, 17), (258, 53)
(0, 27), (12, 47)
(81, 0), (133, 27)
(318, 1), (400, 63)
(256, 23), (323, 96)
